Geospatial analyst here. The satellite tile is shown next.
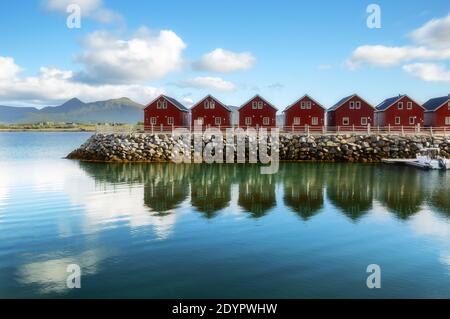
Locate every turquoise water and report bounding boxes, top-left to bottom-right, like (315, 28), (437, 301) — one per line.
(0, 132), (449, 298)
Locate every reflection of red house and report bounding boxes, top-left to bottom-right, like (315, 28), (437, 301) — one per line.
(375, 95), (424, 127)
(327, 94), (374, 129)
(191, 95), (232, 128)
(283, 95), (325, 130)
(423, 95), (450, 127)
(238, 95), (277, 129)
(144, 95), (189, 131)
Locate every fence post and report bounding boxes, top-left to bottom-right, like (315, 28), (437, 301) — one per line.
(430, 126), (433, 137)
(417, 123), (420, 134)
(322, 125), (326, 134)
(352, 124), (355, 132)
(388, 124), (391, 134)
(367, 123), (371, 135)
(401, 126), (404, 136)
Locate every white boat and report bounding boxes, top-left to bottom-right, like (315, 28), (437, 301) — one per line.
(382, 148), (450, 170)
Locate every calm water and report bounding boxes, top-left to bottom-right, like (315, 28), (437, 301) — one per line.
(0, 132), (449, 298)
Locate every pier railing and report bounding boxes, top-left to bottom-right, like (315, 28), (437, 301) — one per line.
(96, 124), (450, 137)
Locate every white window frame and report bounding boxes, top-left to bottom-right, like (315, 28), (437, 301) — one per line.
(204, 101), (209, 109)
(355, 101), (361, 109)
(150, 117), (157, 125)
(258, 101), (263, 109)
(349, 101), (355, 109)
(445, 117), (450, 125)
(361, 117), (368, 125)
(300, 101), (306, 109)
(215, 117), (221, 125)
(252, 101), (257, 109)
(409, 117), (415, 125)
(157, 100), (166, 109)
(395, 117), (401, 125)
(398, 102), (403, 110)
(407, 102), (412, 110)
(245, 117), (252, 125)
(305, 101), (311, 109)
(293, 117), (300, 125)
(167, 117), (174, 125)
(311, 117), (318, 125)
(263, 117), (270, 125)
(342, 117), (350, 125)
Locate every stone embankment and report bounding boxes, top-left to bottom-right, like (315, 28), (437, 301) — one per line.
(67, 133), (450, 162)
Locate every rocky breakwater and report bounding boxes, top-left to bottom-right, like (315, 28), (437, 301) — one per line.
(67, 133), (450, 163)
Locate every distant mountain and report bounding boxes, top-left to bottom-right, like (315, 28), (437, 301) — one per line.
(0, 97), (145, 124)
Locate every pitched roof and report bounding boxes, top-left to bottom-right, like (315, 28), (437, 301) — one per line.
(162, 95), (189, 111)
(376, 95), (405, 111)
(191, 94), (232, 112)
(144, 94), (188, 112)
(328, 94), (355, 111)
(283, 94), (325, 113)
(375, 94), (425, 111)
(423, 95), (450, 111)
(238, 94), (278, 111)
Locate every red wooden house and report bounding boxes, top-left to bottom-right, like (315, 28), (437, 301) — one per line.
(238, 95), (277, 129)
(283, 94), (325, 130)
(327, 94), (374, 129)
(423, 95), (450, 127)
(144, 94), (189, 131)
(191, 95), (232, 128)
(375, 95), (424, 128)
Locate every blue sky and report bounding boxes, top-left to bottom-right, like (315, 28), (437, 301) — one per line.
(0, 0), (449, 109)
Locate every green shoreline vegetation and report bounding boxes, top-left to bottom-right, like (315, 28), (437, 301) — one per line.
(0, 122), (144, 132)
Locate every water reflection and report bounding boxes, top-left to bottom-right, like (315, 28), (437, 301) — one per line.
(282, 164), (325, 220)
(326, 165), (374, 221)
(77, 162), (450, 223)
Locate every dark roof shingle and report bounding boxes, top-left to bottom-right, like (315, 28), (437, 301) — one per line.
(423, 96), (450, 111)
(163, 95), (188, 112)
(375, 95), (404, 111)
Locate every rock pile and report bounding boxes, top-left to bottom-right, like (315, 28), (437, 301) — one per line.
(67, 133), (450, 163)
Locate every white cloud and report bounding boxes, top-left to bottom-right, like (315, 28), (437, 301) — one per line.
(193, 48), (255, 73)
(176, 76), (237, 92)
(347, 45), (450, 69)
(0, 56), (164, 105)
(75, 28), (186, 84)
(411, 12), (450, 48)
(403, 63), (450, 82)
(44, 0), (121, 23)
(0, 56), (21, 81)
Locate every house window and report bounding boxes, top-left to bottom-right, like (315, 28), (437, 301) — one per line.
(446, 117), (450, 125)
(312, 117), (318, 125)
(361, 117), (368, 125)
(245, 117), (252, 125)
(258, 101), (263, 109)
(300, 101), (306, 109)
(150, 117), (157, 125)
(157, 100), (167, 109)
(355, 101), (361, 109)
(293, 117), (300, 125)
(167, 117), (174, 125)
(398, 102), (403, 110)
(409, 117), (415, 125)
(349, 101), (354, 109)
(252, 101), (257, 109)
(395, 117), (401, 125)
(195, 117), (204, 125)
(210, 101), (215, 109)
(342, 117), (349, 125)
(263, 117), (270, 125)
(407, 102), (412, 110)
(215, 117), (221, 125)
